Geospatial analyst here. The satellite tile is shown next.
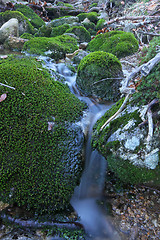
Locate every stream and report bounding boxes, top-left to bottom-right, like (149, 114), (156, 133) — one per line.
(55, 62), (119, 240)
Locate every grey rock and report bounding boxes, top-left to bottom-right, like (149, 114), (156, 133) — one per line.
(0, 18), (19, 44)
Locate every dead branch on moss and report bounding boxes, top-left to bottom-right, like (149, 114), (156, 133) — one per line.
(100, 53), (160, 132)
(100, 93), (131, 131)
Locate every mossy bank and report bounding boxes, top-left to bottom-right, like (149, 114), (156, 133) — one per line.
(0, 55), (86, 214)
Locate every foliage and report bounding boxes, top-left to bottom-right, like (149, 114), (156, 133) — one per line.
(87, 30), (139, 58)
(0, 10), (35, 34)
(0, 55), (86, 214)
(77, 12), (99, 24)
(65, 26), (91, 42)
(51, 24), (70, 37)
(23, 35), (78, 60)
(14, 4), (45, 29)
(76, 51), (123, 101)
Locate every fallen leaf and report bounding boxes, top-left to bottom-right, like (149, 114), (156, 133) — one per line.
(0, 93), (7, 102)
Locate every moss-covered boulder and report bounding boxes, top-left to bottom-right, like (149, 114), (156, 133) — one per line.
(48, 16), (79, 27)
(76, 51), (123, 102)
(65, 26), (91, 42)
(14, 4), (45, 29)
(22, 35), (78, 60)
(0, 10), (35, 35)
(77, 12), (99, 24)
(34, 24), (53, 37)
(51, 24), (70, 37)
(92, 39), (160, 186)
(0, 55), (86, 214)
(87, 31), (139, 58)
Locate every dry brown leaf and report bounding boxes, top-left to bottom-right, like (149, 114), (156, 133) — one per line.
(0, 93), (7, 102)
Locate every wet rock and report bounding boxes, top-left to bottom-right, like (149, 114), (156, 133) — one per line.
(0, 18), (19, 44)
(4, 36), (28, 50)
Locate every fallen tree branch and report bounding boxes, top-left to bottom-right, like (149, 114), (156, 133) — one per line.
(100, 53), (160, 132)
(100, 93), (131, 131)
(121, 52), (160, 93)
(104, 15), (160, 25)
(147, 108), (153, 142)
(136, 31), (160, 37)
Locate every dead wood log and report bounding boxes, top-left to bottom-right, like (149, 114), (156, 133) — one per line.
(104, 15), (160, 25)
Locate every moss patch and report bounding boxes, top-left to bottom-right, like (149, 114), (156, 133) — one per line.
(0, 10), (35, 34)
(107, 154), (160, 186)
(65, 26), (91, 42)
(0, 55), (86, 214)
(87, 31), (139, 58)
(23, 35), (78, 60)
(14, 4), (45, 29)
(76, 51), (123, 101)
(77, 12), (99, 24)
(51, 24), (70, 37)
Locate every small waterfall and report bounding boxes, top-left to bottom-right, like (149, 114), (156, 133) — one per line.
(46, 61), (119, 239)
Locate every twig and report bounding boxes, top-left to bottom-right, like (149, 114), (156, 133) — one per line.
(147, 109), (153, 142)
(0, 82), (16, 90)
(0, 82), (25, 95)
(100, 93), (131, 131)
(91, 77), (123, 86)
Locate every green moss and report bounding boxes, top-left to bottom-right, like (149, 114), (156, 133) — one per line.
(23, 35), (78, 60)
(87, 31), (139, 58)
(96, 18), (105, 30)
(34, 25), (52, 37)
(51, 24), (70, 37)
(107, 154), (160, 186)
(76, 51), (123, 101)
(14, 4), (45, 29)
(0, 55), (86, 214)
(82, 21), (96, 35)
(65, 26), (91, 42)
(20, 33), (34, 40)
(0, 10), (35, 34)
(77, 12), (99, 24)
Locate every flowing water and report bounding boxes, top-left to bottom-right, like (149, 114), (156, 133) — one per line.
(54, 62), (120, 240)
